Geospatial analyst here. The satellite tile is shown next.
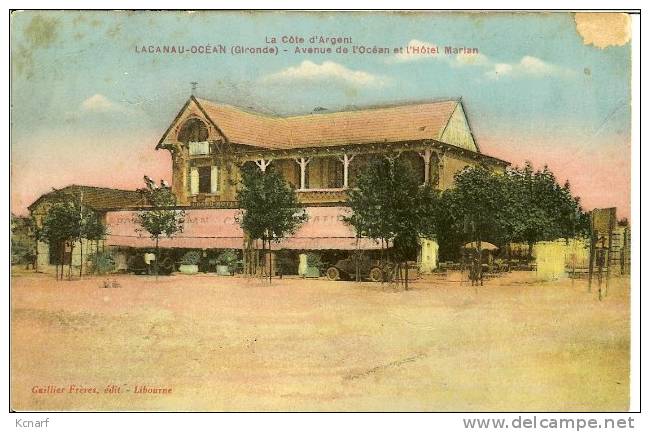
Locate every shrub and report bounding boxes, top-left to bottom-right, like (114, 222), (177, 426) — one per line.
(180, 250), (201, 265)
(11, 239), (34, 265)
(306, 252), (324, 270)
(88, 251), (116, 275)
(216, 249), (239, 267)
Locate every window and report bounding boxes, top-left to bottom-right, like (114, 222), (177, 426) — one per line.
(190, 165), (220, 195)
(198, 166), (211, 193)
(188, 141), (210, 156)
(326, 158), (344, 188)
(178, 118), (208, 142)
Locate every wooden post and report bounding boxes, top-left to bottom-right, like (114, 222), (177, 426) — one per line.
(255, 158), (272, 172)
(419, 149), (431, 186)
(338, 154), (355, 188)
(605, 218), (614, 297)
(588, 213), (595, 293)
(435, 150), (446, 189)
(294, 157), (311, 190)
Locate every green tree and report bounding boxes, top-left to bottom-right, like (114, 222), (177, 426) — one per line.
(81, 208), (107, 277)
(346, 156), (437, 289)
(38, 202), (81, 280)
(236, 163), (307, 283)
(506, 162), (588, 254)
(431, 189), (467, 262)
(442, 163), (589, 271)
(136, 177), (185, 279)
(10, 214), (36, 268)
(443, 165), (509, 284)
(34, 189), (108, 278)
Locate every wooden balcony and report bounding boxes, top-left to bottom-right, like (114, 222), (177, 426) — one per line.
(296, 188), (348, 205)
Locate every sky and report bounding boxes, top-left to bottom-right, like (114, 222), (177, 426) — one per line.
(10, 11), (632, 218)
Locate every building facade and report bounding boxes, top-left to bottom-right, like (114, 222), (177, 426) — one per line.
(156, 96), (508, 209)
(29, 96), (509, 274)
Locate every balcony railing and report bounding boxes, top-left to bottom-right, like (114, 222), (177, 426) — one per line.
(296, 188), (348, 204)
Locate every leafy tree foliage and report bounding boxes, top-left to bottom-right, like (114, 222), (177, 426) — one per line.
(502, 163), (588, 251)
(11, 215), (36, 266)
(236, 163), (307, 282)
(345, 156), (437, 288)
(34, 188), (109, 278)
(136, 178), (185, 278)
(37, 197), (106, 280)
(437, 163), (589, 262)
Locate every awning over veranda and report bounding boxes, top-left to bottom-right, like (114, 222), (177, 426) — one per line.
(104, 207), (384, 250)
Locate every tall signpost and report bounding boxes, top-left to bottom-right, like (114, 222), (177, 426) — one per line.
(589, 208), (617, 301)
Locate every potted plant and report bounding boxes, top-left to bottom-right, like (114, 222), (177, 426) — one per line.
(179, 250), (201, 274)
(216, 249), (238, 276)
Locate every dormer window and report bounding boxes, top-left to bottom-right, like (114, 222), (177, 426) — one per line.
(178, 117), (208, 144)
(178, 118), (211, 156)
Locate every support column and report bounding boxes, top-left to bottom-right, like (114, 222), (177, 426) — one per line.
(418, 149), (431, 186)
(435, 150), (446, 189)
(171, 145), (188, 205)
(338, 154), (355, 188)
(294, 157), (311, 190)
(254, 158), (272, 172)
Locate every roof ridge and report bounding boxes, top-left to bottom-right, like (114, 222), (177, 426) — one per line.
(196, 96), (461, 120)
(63, 184), (140, 193)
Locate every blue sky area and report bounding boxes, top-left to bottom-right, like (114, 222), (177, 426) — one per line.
(10, 11), (632, 216)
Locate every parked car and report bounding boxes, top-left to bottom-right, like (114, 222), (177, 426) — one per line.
(127, 252), (176, 275)
(325, 254), (394, 282)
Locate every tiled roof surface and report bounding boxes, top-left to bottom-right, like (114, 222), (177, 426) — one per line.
(194, 97), (459, 149)
(28, 185), (148, 212)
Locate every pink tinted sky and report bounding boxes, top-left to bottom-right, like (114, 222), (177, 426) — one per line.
(481, 133), (631, 220)
(10, 123), (631, 220)
(10, 12), (631, 221)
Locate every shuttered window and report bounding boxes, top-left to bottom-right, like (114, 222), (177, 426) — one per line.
(211, 166), (220, 193)
(190, 165), (220, 195)
(190, 167), (199, 195)
(188, 141), (210, 156)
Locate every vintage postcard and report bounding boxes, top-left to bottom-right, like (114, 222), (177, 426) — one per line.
(10, 10), (635, 414)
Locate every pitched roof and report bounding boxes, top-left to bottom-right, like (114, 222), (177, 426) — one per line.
(159, 96), (463, 150)
(28, 185), (148, 212)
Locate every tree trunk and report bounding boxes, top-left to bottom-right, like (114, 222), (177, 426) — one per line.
(55, 243), (60, 280)
(380, 239), (385, 286)
(404, 261), (409, 291)
(355, 237), (360, 283)
(261, 238), (266, 280)
(79, 238), (83, 279)
(268, 240), (273, 285)
(155, 237), (160, 282)
(59, 242), (64, 281)
(477, 238), (483, 286)
(68, 244), (74, 281)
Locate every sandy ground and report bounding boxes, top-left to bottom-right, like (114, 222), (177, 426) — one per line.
(10, 269), (630, 412)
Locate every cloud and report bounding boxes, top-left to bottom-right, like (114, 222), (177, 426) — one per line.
(390, 39), (574, 81)
(81, 94), (123, 112)
(262, 60), (388, 87)
(454, 51), (491, 67)
(485, 56), (575, 80)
